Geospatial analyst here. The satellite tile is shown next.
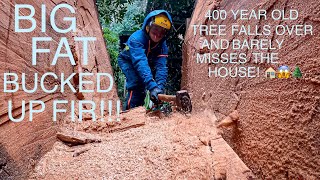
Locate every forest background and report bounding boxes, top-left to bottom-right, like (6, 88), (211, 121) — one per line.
(96, 0), (195, 103)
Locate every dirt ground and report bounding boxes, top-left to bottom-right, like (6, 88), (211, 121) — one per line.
(29, 108), (219, 179)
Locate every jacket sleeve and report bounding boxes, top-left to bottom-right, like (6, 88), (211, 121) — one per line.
(154, 42), (169, 90)
(127, 37), (158, 91)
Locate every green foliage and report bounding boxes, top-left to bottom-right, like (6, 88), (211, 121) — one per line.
(109, 0), (147, 32)
(97, 0), (147, 101)
(103, 28), (118, 60)
(96, 0), (134, 25)
(102, 27), (126, 101)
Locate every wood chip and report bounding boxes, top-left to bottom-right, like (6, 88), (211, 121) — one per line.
(57, 130), (101, 146)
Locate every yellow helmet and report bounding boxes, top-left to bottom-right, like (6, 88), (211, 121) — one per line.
(153, 14), (171, 30)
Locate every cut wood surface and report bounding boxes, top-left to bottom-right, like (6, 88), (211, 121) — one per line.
(0, 0), (117, 178)
(182, 0), (320, 178)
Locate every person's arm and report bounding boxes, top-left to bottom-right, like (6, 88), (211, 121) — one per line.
(127, 37), (158, 91)
(154, 42), (169, 90)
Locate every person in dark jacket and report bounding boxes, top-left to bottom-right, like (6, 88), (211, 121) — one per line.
(118, 10), (173, 110)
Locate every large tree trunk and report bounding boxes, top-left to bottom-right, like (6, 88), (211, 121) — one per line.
(0, 0), (117, 178)
(182, 0), (320, 179)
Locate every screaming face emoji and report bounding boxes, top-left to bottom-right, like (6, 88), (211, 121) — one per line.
(277, 65), (290, 79)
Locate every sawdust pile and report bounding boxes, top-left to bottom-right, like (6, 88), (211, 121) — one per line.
(30, 108), (216, 179)
(29, 108), (253, 179)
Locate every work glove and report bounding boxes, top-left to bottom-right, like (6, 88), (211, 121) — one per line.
(150, 87), (163, 105)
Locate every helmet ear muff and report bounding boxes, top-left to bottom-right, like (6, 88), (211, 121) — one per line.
(146, 18), (154, 33)
(146, 25), (150, 33)
(149, 19), (154, 26)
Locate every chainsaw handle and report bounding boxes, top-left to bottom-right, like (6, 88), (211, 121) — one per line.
(158, 94), (176, 102)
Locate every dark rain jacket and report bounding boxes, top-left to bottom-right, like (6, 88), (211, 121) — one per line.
(117, 10), (173, 91)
